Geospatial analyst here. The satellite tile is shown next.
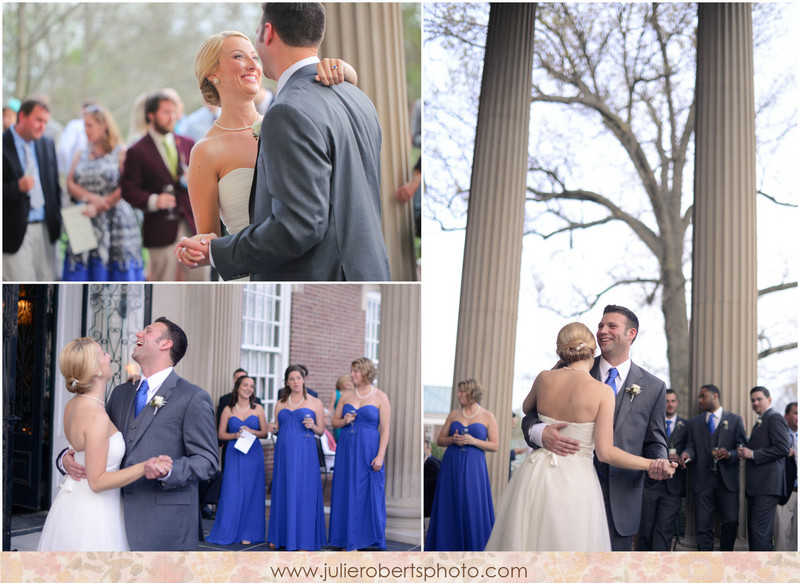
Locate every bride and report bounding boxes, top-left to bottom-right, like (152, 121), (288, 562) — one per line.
(179, 31), (355, 275)
(484, 322), (674, 551)
(38, 338), (171, 551)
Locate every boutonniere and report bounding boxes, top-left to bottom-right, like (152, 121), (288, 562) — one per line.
(149, 396), (167, 416)
(755, 418), (763, 427)
(252, 119), (262, 140)
(626, 384), (641, 402)
(676, 420), (685, 430)
(722, 419), (729, 430)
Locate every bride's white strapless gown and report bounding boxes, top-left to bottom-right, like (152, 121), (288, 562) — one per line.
(37, 432), (130, 551)
(484, 414), (611, 551)
(217, 168), (253, 281)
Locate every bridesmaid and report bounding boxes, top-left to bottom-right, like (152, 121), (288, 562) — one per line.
(266, 365), (326, 550)
(207, 375), (268, 545)
(424, 378), (498, 550)
(329, 357), (391, 550)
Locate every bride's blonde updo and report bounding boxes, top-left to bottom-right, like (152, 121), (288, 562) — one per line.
(60, 337), (100, 395)
(556, 322), (597, 365)
(195, 31), (252, 107)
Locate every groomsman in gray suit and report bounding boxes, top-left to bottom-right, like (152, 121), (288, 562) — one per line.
(523, 304), (670, 550)
(63, 317), (218, 550)
(181, 2), (391, 281)
(737, 386), (791, 550)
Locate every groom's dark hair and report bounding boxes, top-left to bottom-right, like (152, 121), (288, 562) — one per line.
(603, 304), (640, 341)
(155, 316), (188, 366)
(260, 3), (326, 47)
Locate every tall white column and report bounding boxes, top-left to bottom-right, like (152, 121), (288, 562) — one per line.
(379, 283), (422, 545)
(689, 2), (757, 548)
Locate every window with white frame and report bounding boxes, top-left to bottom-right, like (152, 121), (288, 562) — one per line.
(240, 284), (291, 423)
(365, 290), (381, 367)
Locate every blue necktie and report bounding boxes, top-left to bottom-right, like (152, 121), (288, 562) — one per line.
(605, 368), (619, 395)
(666, 419), (672, 437)
(135, 379), (150, 417)
(707, 413), (716, 434)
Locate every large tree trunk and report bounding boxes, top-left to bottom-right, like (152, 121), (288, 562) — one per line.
(661, 257), (690, 409)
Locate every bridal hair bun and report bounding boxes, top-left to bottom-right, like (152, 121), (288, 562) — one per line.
(556, 323), (597, 365)
(60, 337), (100, 395)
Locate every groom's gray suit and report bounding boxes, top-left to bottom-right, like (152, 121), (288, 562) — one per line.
(523, 356), (667, 547)
(211, 63), (391, 282)
(107, 371), (218, 551)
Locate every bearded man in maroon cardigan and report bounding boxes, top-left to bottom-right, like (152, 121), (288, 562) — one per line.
(121, 93), (208, 281)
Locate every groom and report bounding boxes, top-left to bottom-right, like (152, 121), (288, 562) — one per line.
(523, 305), (669, 550)
(180, 3), (391, 281)
(62, 317), (218, 550)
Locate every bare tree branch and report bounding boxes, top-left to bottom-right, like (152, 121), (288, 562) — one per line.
(758, 282), (798, 297)
(759, 343), (798, 359)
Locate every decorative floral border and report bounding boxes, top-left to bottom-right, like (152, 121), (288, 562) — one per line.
(2, 551), (798, 582)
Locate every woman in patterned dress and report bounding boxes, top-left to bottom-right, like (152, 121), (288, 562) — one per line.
(63, 104), (144, 280)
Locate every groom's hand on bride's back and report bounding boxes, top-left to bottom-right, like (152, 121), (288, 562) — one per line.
(541, 423), (581, 457)
(62, 449), (87, 481)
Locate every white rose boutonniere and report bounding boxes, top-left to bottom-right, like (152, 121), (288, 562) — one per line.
(625, 384), (641, 403)
(722, 419), (729, 430)
(252, 119), (262, 140)
(755, 417), (763, 428)
(149, 396), (167, 416)
(676, 420), (685, 430)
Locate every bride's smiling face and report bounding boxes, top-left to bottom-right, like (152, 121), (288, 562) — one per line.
(211, 37), (263, 99)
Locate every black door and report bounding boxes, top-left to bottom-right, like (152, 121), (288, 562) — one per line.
(9, 285), (57, 510)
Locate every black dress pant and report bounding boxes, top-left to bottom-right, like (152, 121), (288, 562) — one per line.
(695, 474), (738, 551)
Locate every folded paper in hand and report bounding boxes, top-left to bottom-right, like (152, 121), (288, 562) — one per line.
(234, 430), (256, 454)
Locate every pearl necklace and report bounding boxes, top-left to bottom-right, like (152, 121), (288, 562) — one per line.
(234, 402), (251, 413)
(289, 392), (305, 406)
(462, 404), (480, 418)
(78, 394), (106, 406)
(563, 367), (590, 373)
(214, 119), (258, 132)
(355, 384), (374, 400)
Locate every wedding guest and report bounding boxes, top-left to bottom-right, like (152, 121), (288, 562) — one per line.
(121, 92), (206, 281)
(178, 103), (219, 143)
(126, 92), (149, 145)
(3, 98), (61, 281)
(774, 402), (797, 550)
(207, 375), (268, 545)
(329, 373), (354, 439)
(57, 99), (96, 176)
(737, 386), (791, 550)
(62, 104), (144, 281)
(638, 389), (689, 550)
(508, 412), (528, 480)
(2, 105), (16, 131)
(329, 357), (391, 550)
(681, 384), (747, 551)
(266, 365), (326, 550)
(296, 364), (319, 398)
(425, 379), (498, 551)
(319, 407), (336, 473)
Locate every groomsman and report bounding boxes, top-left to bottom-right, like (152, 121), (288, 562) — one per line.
(737, 387), (791, 551)
(3, 98), (61, 280)
(681, 385), (747, 551)
(774, 402), (797, 550)
(638, 389), (688, 550)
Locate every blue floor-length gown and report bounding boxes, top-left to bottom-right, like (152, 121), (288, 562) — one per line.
(207, 415), (266, 544)
(329, 404), (386, 550)
(424, 421), (495, 550)
(267, 407), (326, 550)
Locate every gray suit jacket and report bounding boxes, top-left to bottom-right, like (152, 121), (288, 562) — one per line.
(745, 407), (790, 497)
(107, 371), (218, 550)
(522, 356), (667, 536)
(211, 64), (391, 281)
